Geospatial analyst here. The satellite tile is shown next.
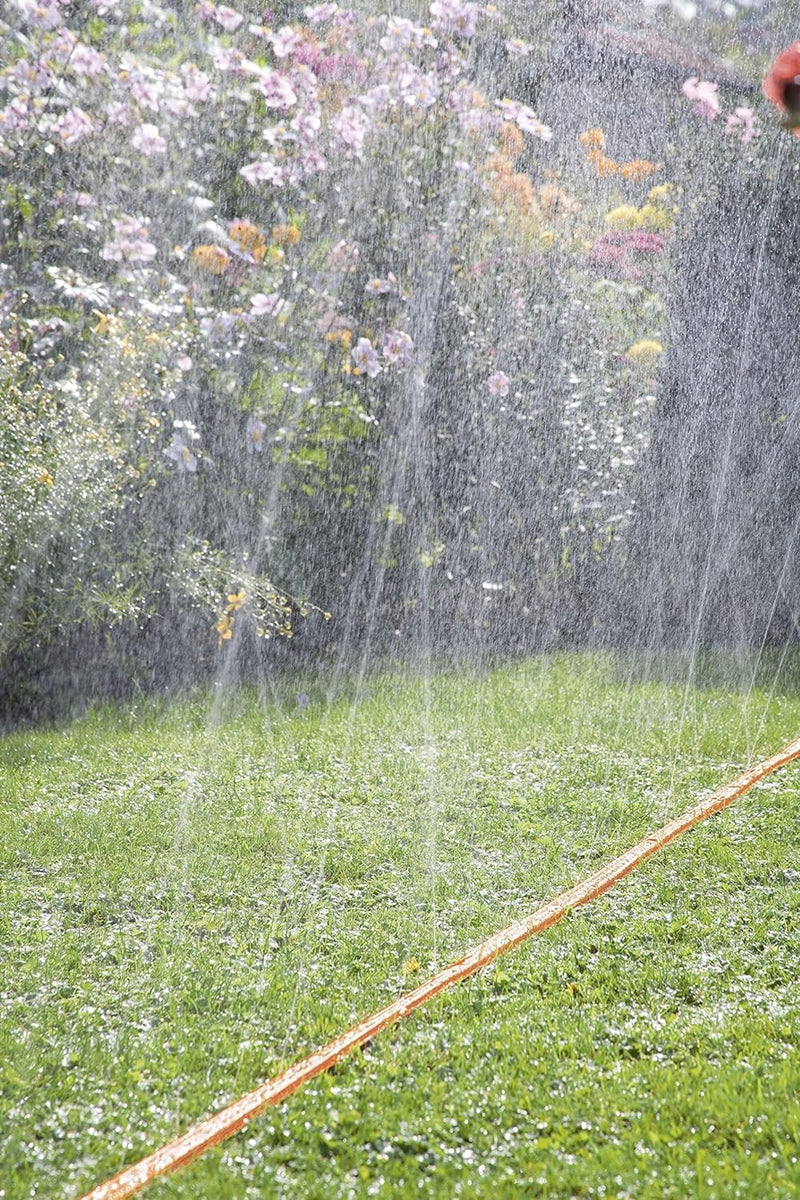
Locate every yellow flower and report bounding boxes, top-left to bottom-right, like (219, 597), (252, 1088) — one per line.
(35, 466), (54, 487)
(325, 326), (353, 349)
(605, 204), (642, 230)
(91, 310), (112, 335)
(579, 127), (605, 150)
(619, 159), (654, 181)
(638, 203), (673, 232)
(225, 588), (247, 612)
(216, 613), (234, 645)
(192, 244), (230, 274)
(402, 957), (421, 975)
(626, 339), (664, 364)
(647, 183), (673, 205)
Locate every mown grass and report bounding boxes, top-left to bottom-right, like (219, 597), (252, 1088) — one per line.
(1, 652), (798, 1198)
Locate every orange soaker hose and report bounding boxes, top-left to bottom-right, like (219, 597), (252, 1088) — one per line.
(80, 733), (800, 1200)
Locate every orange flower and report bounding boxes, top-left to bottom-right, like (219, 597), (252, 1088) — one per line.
(538, 183), (580, 215)
(619, 159), (655, 181)
(579, 127), (605, 150)
(483, 152), (514, 177)
(762, 42), (800, 134)
(495, 171), (537, 213)
(587, 149), (619, 177)
(497, 122), (525, 159)
(192, 244), (230, 274)
(271, 223), (301, 246)
(229, 220), (267, 262)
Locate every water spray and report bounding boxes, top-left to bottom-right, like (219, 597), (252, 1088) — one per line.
(80, 733), (800, 1200)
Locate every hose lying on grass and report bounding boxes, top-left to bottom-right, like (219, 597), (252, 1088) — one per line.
(80, 733), (800, 1200)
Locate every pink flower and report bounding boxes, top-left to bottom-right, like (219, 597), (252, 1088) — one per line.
(131, 77), (162, 112)
(246, 415), (266, 452)
(57, 107), (94, 145)
(254, 69), (298, 108)
(213, 5), (244, 32)
(382, 329), (414, 365)
(380, 17), (417, 53)
(725, 106), (758, 144)
(328, 240), (360, 271)
(0, 97), (31, 134)
(430, 0), (479, 38)
(240, 158), (285, 186)
(380, 17), (438, 54)
(16, 0), (63, 30)
(400, 70), (440, 110)
(681, 77), (720, 122)
(70, 42), (107, 77)
(588, 230), (664, 284)
(182, 63), (212, 102)
(364, 274), (397, 295)
(101, 214), (157, 264)
(291, 105), (321, 142)
(299, 146), (326, 175)
(304, 3), (338, 22)
(50, 29), (78, 67)
(164, 433), (198, 473)
(106, 101), (134, 125)
(352, 337), (382, 377)
(270, 26), (303, 57)
(486, 371), (510, 397)
(12, 58), (53, 92)
(505, 38), (532, 57)
(358, 84), (392, 114)
(210, 45), (245, 72)
(131, 122), (166, 155)
(250, 292), (286, 316)
(297, 46), (359, 81)
(333, 104), (371, 155)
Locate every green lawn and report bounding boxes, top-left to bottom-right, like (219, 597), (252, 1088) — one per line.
(1, 653), (798, 1198)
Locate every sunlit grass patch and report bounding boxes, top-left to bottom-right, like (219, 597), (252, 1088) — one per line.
(1, 653), (798, 1198)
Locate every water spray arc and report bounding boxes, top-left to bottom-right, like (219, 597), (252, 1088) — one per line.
(80, 733), (800, 1200)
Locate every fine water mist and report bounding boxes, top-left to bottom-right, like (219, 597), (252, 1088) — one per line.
(3, 2), (800, 1194)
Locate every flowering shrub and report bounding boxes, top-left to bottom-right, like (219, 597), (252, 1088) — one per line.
(0, 0), (560, 686)
(0, 0), (794, 701)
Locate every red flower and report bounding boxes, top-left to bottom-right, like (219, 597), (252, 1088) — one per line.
(762, 42), (800, 135)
